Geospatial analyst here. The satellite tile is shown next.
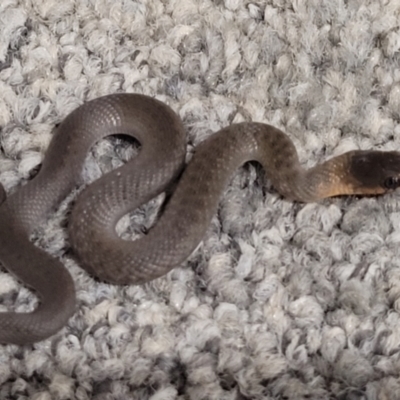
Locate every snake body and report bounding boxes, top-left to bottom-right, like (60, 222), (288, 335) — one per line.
(1, 93), (400, 345)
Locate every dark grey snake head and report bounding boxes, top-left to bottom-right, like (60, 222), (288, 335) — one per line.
(350, 150), (400, 194)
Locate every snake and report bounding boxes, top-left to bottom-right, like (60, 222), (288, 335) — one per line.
(1, 93), (400, 345)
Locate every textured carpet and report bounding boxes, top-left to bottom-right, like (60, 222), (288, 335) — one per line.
(1, 0), (400, 399)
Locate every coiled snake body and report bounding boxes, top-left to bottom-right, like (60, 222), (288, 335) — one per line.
(1, 94), (400, 345)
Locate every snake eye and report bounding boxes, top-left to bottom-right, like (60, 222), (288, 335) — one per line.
(384, 176), (400, 190)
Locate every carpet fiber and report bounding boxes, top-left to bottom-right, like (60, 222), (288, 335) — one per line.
(1, 0), (400, 399)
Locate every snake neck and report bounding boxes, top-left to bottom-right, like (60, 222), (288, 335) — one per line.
(297, 150), (390, 201)
(252, 124), (357, 202)
(300, 152), (355, 200)
(274, 149), (392, 202)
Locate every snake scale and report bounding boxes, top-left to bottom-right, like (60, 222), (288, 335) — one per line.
(1, 93), (400, 345)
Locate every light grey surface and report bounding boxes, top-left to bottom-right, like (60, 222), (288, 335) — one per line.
(1, 0), (400, 399)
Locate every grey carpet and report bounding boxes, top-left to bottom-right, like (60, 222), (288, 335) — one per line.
(1, 0), (400, 399)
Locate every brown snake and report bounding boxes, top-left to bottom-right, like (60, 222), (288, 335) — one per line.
(1, 93), (400, 345)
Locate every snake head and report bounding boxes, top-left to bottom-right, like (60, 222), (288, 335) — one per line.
(350, 150), (400, 194)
